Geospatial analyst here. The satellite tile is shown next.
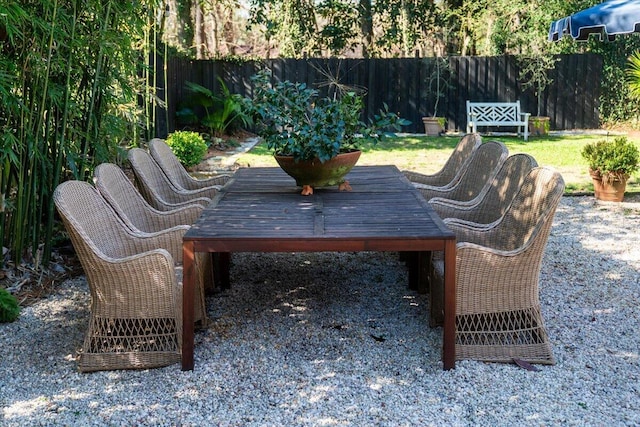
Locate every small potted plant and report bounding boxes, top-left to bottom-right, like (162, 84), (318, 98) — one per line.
(421, 57), (450, 136)
(247, 70), (408, 195)
(581, 136), (640, 202)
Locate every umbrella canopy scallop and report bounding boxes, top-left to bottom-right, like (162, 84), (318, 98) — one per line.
(549, 0), (640, 42)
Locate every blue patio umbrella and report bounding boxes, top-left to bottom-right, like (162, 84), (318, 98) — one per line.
(549, 0), (640, 42)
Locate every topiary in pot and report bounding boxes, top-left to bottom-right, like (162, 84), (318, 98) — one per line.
(0, 287), (20, 323)
(581, 136), (640, 202)
(165, 131), (209, 169)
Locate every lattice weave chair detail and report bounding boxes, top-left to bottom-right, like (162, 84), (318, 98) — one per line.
(54, 180), (184, 372)
(149, 138), (231, 191)
(431, 167), (565, 365)
(403, 133), (482, 187)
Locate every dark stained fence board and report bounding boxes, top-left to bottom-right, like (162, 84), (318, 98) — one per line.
(156, 54), (602, 137)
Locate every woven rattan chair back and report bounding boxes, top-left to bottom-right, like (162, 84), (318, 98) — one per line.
(94, 163), (202, 233)
(53, 180), (182, 372)
(404, 133), (482, 187)
(417, 140), (508, 202)
(430, 153), (538, 223)
(486, 167), (565, 251)
(149, 138), (230, 191)
(128, 148), (211, 211)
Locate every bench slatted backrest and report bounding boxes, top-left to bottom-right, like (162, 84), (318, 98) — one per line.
(467, 101), (522, 125)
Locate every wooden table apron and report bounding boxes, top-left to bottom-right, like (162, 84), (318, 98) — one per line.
(182, 166), (457, 370)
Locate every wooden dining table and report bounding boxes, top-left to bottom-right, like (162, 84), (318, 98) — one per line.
(182, 165), (457, 370)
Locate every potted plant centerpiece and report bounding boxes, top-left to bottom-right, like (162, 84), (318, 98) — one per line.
(247, 70), (408, 195)
(581, 136), (640, 202)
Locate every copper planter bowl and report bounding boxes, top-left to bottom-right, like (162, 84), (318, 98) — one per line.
(275, 150), (361, 188)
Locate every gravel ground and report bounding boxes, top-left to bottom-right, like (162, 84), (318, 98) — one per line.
(1, 195), (639, 426)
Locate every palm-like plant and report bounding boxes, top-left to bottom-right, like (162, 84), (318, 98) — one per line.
(626, 51), (640, 99)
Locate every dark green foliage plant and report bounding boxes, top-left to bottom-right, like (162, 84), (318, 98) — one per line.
(177, 79), (252, 137)
(166, 131), (209, 168)
(246, 70), (409, 162)
(581, 137), (640, 183)
(0, 288), (20, 323)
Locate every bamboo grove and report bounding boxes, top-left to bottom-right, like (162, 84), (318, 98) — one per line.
(0, 1), (163, 268)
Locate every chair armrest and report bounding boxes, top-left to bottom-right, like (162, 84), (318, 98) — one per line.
(192, 174), (231, 188)
(120, 227), (188, 262)
(151, 204), (204, 229)
(429, 196), (481, 210)
(443, 218), (501, 247)
(177, 185), (222, 200)
(156, 189), (212, 208)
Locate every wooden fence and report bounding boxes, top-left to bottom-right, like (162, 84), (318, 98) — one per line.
(155, 54), (602, 136)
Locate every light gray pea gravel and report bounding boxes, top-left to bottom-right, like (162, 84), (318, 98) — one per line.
(1, 196), (639, 426)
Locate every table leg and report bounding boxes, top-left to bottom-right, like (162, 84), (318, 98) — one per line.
(182, 241), (195, 371)
(442, 238), (456, 370)
(213, 252), (231, 290)
(406, 251), (418, 290)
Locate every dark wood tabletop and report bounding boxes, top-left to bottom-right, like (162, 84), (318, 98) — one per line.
(182, 165), (457, 370)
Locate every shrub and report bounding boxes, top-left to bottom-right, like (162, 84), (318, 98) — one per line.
(0, 288), (20, 323)
(581, 136), (640, 183)
(165, 131), (208, 168)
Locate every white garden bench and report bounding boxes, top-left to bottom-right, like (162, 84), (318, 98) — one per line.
(466, 101), (531, 141)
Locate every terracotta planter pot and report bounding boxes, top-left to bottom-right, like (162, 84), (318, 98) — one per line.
(275, 150), (361, 188)
(422, 117), (445, 136)
(589, 169), (628, 202)
(529, 116), (550, 136)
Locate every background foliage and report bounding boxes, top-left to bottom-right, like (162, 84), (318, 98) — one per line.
(0, 0), (161, 269)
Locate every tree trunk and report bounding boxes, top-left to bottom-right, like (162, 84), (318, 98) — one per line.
(359, 0), (373, 58)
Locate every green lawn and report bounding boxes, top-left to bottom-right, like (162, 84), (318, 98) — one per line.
(234, 132), (640, 195)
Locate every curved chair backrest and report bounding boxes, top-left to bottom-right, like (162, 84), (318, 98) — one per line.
(405, 133), (482, 187)
(489, 167), (565, 252)
(432, 153), (538, 223)
(128, 148), (210, 210)
(149, 138), (231, 191)
(94, 163), (202, 234)
(54, 180), (138, 261)
(149, 138), (195, 191)
(419, 140), (508, 202)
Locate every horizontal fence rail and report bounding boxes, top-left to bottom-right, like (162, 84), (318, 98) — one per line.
(155, 54), (602, 137)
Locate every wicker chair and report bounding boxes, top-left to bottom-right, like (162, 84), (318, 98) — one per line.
(430, 167), (565, 365)
(94, 163), (203, 232)
(54, 180), (185, 372)
(403, 133), (482, 187)
(128, 148), (215, 211)
(149, 138), (232, 191)
(429, 153), (538, 223)
(415, 140), (508, 202)
(94, 163), (213, 308)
